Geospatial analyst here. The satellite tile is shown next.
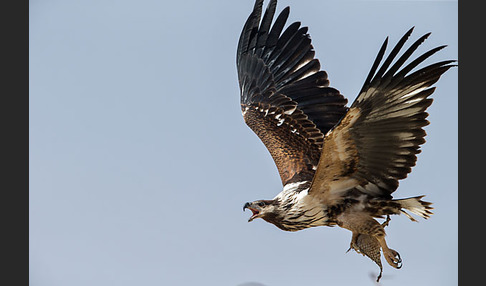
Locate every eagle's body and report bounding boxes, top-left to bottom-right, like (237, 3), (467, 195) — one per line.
(237, 0), (454, 281)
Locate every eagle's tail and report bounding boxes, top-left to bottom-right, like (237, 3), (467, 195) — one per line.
(394, 195), (433, 221)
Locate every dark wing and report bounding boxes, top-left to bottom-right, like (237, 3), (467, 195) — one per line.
(237, 0), (348, 186)
(308, 27), (456, 204)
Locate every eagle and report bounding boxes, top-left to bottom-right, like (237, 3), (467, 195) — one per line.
(237, 0), (455, 281)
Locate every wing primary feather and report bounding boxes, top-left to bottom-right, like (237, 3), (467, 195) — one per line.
(255, 0), (277, 57)
(274, 48), (316, 85)
(272, 27), (311, 82)
(394, 60), (456, 92)
(237, 0), (263, 63)
(248, 1), (265, 52)
(275, 49), (316, 88)
(371, 27), (415, 84)
(267, 22), (302, 69)
(382, 32), (431, 82)
(359, 37), (388, 95)
(393, 47), (450, 80)
(264, 6), (290, 58)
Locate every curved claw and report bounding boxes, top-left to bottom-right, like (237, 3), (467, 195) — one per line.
(382, 215), (391, 228)
(384, 248), (402, 269)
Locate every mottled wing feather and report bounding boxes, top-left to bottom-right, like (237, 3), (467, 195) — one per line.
(237, 0), (348, 186)
(242, 102), (322, 184)
(309, 27), (456, 203)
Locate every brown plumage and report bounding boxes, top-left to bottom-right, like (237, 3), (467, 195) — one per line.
(238, 0), (455, 282)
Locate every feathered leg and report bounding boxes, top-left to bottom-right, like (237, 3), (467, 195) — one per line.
(338, 212), (402, 281)
(346, 216), (393, 282)
(348, 232), (383, 281)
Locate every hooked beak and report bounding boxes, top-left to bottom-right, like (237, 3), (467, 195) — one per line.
(243, 202), (261, 222)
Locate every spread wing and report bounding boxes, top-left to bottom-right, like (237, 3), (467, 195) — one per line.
(308, 27), (456, 204)
(237, 0), (348, 186)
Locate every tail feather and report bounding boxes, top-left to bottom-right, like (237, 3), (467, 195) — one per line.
(395, 195), (433, 221)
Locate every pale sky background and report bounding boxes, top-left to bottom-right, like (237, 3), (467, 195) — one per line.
(29, 0), (458, 285)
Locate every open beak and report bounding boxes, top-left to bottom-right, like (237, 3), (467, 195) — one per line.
(243, 202), (261, 222)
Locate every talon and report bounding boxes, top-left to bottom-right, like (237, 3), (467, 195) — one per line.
(382, 215), (391, 227)
(347, 233), (359, 253)
(391, 249), (402, 269)
(346, 242), (358, 254)
(384, 248), (402, 269)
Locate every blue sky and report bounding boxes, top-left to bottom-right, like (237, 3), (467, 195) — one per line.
(30, 0), (457, 285)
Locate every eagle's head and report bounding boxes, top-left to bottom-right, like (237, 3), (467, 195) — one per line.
(243, 199), (280, 223)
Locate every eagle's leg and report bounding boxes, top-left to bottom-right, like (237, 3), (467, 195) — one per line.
(348, 216), (391, 253)
(349, 232), (385, 282)
(376, 234), (402, 269)
(337, 212), (402, 269)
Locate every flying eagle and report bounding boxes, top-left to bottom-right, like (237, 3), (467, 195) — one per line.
(237, 0), (455, 281)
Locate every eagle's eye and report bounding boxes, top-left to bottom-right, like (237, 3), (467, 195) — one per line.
(258, 202), (266, 207)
